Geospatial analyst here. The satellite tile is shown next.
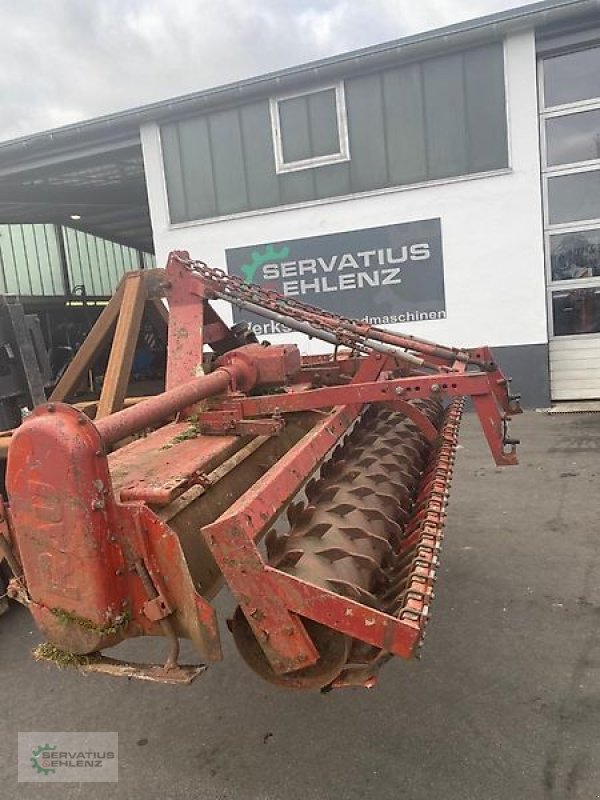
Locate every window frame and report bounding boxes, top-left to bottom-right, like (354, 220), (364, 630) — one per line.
(539, 46), (600, 341)
(269, 82), (350, 174)
(539, 44), (600, 113)
(544, 166), (600, 228)
(542, 103), (600, 172)
(547, 282), (600, 338)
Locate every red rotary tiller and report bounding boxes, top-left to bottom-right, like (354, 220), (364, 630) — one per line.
(1, 251), (521, 690)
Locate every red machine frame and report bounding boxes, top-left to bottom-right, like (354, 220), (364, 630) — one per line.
(2, 251), (521, 686)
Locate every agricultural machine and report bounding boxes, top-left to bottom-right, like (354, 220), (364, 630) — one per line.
(0, 252), (521, 690)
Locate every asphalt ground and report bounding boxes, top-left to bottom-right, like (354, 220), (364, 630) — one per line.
(1, 410), (600, 800)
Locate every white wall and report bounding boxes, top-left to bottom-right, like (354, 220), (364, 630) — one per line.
(141, 30), (547, 353)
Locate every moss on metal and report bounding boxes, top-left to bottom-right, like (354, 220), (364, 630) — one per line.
(160, 417), (202, 450)
(32, 642), (93, 669)
(50, 607), (131, 636)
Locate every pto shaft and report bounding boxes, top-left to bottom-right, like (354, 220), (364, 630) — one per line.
(94, 369), (233, 445)
(93, 342), (301, 445)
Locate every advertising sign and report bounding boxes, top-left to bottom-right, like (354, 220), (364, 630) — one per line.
(225, 219), (446, 336)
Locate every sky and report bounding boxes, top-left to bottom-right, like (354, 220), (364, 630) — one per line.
(0, 0), (541, 142)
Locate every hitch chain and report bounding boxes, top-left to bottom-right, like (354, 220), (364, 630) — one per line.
(175, 255), (396, 357)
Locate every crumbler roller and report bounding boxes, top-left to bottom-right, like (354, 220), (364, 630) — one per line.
(233, 399), (443, 688)
(0, 251), (521, 690)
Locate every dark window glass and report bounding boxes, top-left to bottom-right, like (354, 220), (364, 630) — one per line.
(546, 110), (600, 166)
(464, 43), (509, 173)
(161, 124), (187, 223)
(208, 109), (249, 215)
(548, 170), (600, 224)
(345, 73), (388, 191)
(240, 101), (281, 208)
(278, 95), (311, 163)
(550, 229), (600, 281)
(422, 53), (468, 179)
(161, 41), (508, 223)
(552, 287), (600, 335)
(544, 47), (600, 107)
(279, 88), (340, 164)
(307, 89), (340, 158)
(178, 117), (218, 220)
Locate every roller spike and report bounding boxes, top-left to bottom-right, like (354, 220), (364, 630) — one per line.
(369, 490), (408, 514)
(264, 528), (283, 560)
(305, 479), (318, 501)
(369, 471), (397, 485)
(360, 434), (379, 445)
(331, 446), (344, 462)
(338, 526), (388, 546)
(275, 548), (305, 569)
(384, 481), (412, 500)
(264, 527), (277, 547)
(362, 507), (405, 537)
(348, 486), (376, 499)
(326, 578), (363, 601)
(286, 500), (305, 526)
(326, 580), (380, 608)
(320, 461), (333, 478)
(380, 579), (409, 604)
(356, 456), (377, 468)
(321, 460), (344, 479)
(315, 485), (341, 505)
(302, 522), (332, 540)
(327, 503), (356, 518)
(294, 504), (318, 527)
(338, 469), (363, 484)
(315, 547), (352, 563)
(347, 552), (381, 571)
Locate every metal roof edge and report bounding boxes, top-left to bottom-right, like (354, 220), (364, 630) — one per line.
(0, 0), (596, 162)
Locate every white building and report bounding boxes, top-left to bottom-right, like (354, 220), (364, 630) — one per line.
(1, 0), (600, 406)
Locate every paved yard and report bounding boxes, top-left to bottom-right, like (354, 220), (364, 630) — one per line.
(1, 411), (600, 799)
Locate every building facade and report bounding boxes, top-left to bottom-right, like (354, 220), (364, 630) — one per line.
(135, 2), (600, 406)
(0, 0), (598, 406)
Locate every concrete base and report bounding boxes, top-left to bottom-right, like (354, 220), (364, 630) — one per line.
(545, 401), (600, 414)
(2, 412), (600, 799)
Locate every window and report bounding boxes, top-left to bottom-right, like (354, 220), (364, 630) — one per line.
(160, 42), (507, 223)
(269, 84), (350, 173)
(550, 229), (600, 281)
(545, 109), (600, 167)
(552, 287), (600, 335)
(547, 169), (600, 225)
(540, 44), (600, 346)
(543, 46), (600, 108)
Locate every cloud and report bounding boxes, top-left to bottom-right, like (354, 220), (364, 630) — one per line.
(0, 0), (539, 141)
